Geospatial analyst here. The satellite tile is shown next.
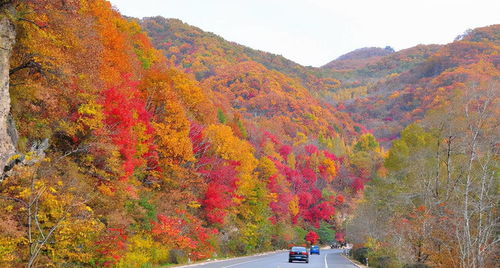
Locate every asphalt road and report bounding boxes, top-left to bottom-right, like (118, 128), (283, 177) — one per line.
(180, 249), (357, 268)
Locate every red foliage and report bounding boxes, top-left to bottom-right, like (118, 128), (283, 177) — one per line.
(335, 194), (345, 205)
(322, 150), (338, 161)
(298, 192), (313, 208)
(301, 168), (317, 183)
(190, 124), (239, 224)
(198, 158), (239, 224)
(151, 213), (217, 260)
(189, 123), (209, 156)
(303, 201), (335, 228)
(351, 177), (365, 193)
(181, 213), (218, 260)
(304, 144), (319, 155)
(279, 145), (293, 159)
(319, 165), (327, 177)
(267, 175), (294, 222)
(305, 231), (319, 245)
(264, 131), (280, 145)
(335, 232), (345, 242)
(95, 228), (128, 267)
(152, 214), (195, 249)
(101, 74), (155, 181)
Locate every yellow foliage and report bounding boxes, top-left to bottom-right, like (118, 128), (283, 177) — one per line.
(168, 46), (180, 54)
(293, 132), (308, 146)
(169, 69), (214, 122)
(262, 141), (280, 159)
(322, 158), (337, 181)
(18, 188), (31, 199)
(204, 125), (258, 174)
(389, 91), (401, 99)
(241, 223), (259, 248)
(77, 100), (104, 131)
(118, 234), (169, 267)
(0, 237), (25, 264)
(287, 153), (296, 169)
(153, 120), (194, 164)
(269, 192), (278, 203)
(50, 218), (105, 264)
(133, 122), (152, 157)
(289, 195), (300, 216)
(258, 157), (278, 179)
(188, 200), (201, 208)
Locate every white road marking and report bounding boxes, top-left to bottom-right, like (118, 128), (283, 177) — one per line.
(221, 258), (263, 268)
(324, 252), (329, 268)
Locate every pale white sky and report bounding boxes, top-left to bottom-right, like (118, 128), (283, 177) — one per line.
(108, 0), (499, 67)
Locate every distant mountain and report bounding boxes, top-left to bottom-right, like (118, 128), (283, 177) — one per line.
(337, 47), (395, 61)
(314, 44), (442, 105)
(342, 25), (500, 144)
(322, 46), (395, 70)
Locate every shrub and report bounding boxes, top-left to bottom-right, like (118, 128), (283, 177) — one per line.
(351, 247), (369, 264)
(169, 249), (188, 264)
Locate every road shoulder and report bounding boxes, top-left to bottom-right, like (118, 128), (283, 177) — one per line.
(341, 253), (366, 268)
(174, 249), (287, 267)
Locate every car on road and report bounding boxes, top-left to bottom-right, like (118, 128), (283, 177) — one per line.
(289, 246), (309, 263)
(310, 245), (320, 255)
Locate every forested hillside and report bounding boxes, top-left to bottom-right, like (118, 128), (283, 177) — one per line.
(0, 1), (498, 267)
(0, 1), (381, 266)
(343, 27), (499, 267)
(139, 17), (339, 93)
(340, 26), (500, 144)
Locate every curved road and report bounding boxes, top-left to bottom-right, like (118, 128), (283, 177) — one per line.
(179, 249), (357, 268)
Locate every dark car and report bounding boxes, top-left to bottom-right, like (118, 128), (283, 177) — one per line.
(310, 245), (320, 255)
(289, 246), (309, 263)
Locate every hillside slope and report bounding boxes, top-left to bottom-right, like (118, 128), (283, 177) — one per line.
(346, 26), (499, 268)
(342, 25), (500, 144)
(140, 17), (341, 93)
(140, 16), (363, 141)
(0, 1), (380, 267)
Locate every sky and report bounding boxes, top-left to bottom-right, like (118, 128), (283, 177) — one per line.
(108, 0), (500, 67)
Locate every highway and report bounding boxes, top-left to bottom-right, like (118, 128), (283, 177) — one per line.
(179, 249), (358, 268)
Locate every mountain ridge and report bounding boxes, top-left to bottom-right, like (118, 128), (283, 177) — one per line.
(321, 46), (395, 70)
(141, 16), (499, 147)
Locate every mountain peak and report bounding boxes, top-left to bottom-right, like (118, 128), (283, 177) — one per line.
(322, 46), (395, 70)
(336, 46), (395, 61)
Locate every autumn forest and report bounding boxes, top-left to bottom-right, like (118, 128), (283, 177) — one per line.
(0, 1), (498, 267)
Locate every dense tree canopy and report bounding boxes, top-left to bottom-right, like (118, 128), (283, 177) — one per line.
(0, 1), (497, 267)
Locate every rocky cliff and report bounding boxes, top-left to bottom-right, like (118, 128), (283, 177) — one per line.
(0, 4), (16, 178)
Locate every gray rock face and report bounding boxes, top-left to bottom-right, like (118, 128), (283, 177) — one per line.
(0, 8), (16, 177)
